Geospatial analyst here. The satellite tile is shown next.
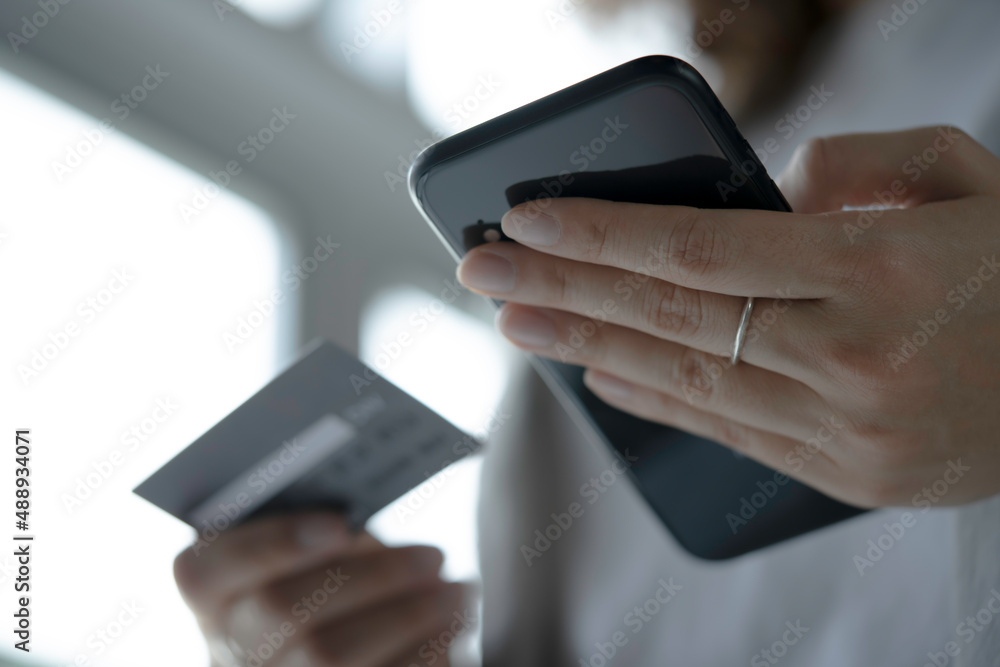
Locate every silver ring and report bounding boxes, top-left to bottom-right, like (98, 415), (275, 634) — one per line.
(730, 296), (755, 366)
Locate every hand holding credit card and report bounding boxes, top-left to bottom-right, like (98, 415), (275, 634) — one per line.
(134, 339), (479, 537)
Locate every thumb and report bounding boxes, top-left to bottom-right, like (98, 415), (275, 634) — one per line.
(776, 126), (1000, 214)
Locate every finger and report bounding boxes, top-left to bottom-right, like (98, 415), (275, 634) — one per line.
(174, 513), (380, 620)
(223, 546), (445, 651)
(275, 582), (468, 667)
(496, 197), (849, 297)
(497, 303), (831, 441)
(581, 369), (857, 504)
(458, 242), (816, 373)
(778, 127), (1000, 214)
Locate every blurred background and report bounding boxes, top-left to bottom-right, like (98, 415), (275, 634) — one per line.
(2, 0), (999, 664)
(0, 0), (686, 664)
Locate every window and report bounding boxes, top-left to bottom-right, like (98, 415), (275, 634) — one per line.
(361, 286), (515, 583)
(1, 67), (287, 666)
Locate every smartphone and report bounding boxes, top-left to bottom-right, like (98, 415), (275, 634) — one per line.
(408, 55), (864, 559)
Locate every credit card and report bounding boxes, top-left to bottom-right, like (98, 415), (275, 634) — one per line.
(134, 339), (479, 532)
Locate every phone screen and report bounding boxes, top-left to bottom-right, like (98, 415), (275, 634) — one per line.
(414, 80), (859, 558)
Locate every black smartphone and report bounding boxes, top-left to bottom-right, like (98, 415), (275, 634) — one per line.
(408, 55), (864, 559)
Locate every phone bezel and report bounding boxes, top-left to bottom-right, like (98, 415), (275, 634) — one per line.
(406, 56), (861, 560)
(409, 55), (791, 253)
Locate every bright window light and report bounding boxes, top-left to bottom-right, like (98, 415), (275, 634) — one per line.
(0, 67), (286, 666)
(360, 285), (515, 583)
(406, 0), (687, 135)
(317, 0), (408, 93)
(220, 0), (325, 28)
(360, 285), (513, 667)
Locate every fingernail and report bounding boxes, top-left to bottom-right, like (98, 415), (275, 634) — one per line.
(458, 251), (515, 293)
(498, 307), (556, 347)
(296, 515), (344, 550)
(502, 209), (560, 246)
(586, 371), (634, 400)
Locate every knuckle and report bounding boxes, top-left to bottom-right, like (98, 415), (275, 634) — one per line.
(670, 346), (722, 404)
(710, 418), (754, 453)
(941, 125), (972, 153)
(849, 414), (933, 469)
(916, 126), (978, 174)
(818, 326), (942, 411)
(588, 208), (619, 264)
(639, 280), (703, 340)
(581, 204), (629, 266)
(814, 336), (894, 401)
(580, 318), (612, 364)
(796, 136), (834, 184)
(820, 337), (873, 378)
(549, 262), (572, 306)
(834, 239), (897, 297)
(868, 236), (922, 287)
(663, 210), (729, 281)
(848, 421), (911, 462)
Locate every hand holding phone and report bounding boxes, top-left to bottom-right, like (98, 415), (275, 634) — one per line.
(409, 56), (865, 559)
